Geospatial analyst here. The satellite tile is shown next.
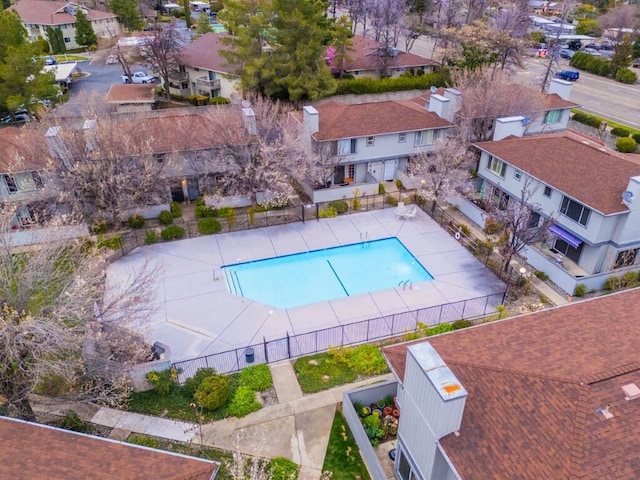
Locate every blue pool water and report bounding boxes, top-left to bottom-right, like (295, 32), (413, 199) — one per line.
(222, 237), (433, 309)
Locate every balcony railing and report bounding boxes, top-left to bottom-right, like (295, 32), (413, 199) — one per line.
(196, 76), (220, 90)
(169, 70), (189, 81)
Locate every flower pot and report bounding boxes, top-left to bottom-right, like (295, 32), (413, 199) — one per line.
(361, 406), (371, 417)
(383, 406), (393, 416)
(372, 409), (382, 418)
(392, 409), (400, 418)
(370, 403), (378, 411)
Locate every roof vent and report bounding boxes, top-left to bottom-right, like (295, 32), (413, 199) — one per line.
(622, 383), (640, 400)
(595, 405), (613, 419)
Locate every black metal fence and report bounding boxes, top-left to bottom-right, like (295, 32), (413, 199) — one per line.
(171, 291), (505, 382)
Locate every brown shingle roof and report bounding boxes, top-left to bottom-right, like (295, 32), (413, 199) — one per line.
(106, 84), (157, 103)
(344, 35), (439, 72)
(0, 417), (218, 479)
(11, 0), (117, 25)
(0, 126), (51, 173)
(181, 32), (239, 75)
(382, 288), (640, 480)
(475, 131), (640, 214)
(313, 100), (453, 141)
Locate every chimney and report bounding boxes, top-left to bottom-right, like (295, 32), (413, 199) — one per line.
(303, 105), (319, 135)
(547, 78), (573, 101)
(493, 116), (526, 141)
(442, 88), (461, 118)
(427, 94), (450, 121)
(242, 107), (257, 135)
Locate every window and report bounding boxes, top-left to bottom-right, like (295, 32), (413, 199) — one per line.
(514, 169), (522, 181)
(350, 138), (357, 154)
(366, 136), (375, 147)
(560, 196), (591, 226)
(543, 186), (552, 197)
(60, 24), (67, 29)
(614, 248), (639, 269)
(544, 109), (563, 124)
(415, 129), (437, 146)
(487, 156), (507, 177)
(491, 188), (510, 210)
(2, 174), (17, 193)
(398, 132), (407, 143)
(528, 211), (541, 228)
(64, 37), (71, 43)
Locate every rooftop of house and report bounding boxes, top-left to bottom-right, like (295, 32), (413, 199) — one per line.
(10, 0), (117, 25)
(0, 126), (51, 174)
(309, 100), (454, 141)
(180, 32), (239, 75)
(475, 130), (640, 215)
(0, 416), (218, 480)
(344, 35), (439, 72)
(382, 288), (640, 480)
(105, 84), (157, 104)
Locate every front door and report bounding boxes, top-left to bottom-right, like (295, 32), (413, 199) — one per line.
(368, 161), (382, 181)
(553, 238), (583, 263)
(383, 159), (397, 181)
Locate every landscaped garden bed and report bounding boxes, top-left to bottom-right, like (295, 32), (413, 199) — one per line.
(354, 396), (399, 447)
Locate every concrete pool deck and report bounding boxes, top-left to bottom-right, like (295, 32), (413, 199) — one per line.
(108, 208), (506, 362)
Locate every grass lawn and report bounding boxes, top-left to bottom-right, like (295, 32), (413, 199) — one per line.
(53, 54), (90, 63)
(126, 433), (235, 479)
(293, 352), (359, 394)
(322, 410), (371, 480)
(128, 374), (240, 422)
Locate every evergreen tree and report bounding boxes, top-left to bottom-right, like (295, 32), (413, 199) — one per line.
(109, 0), (143, 32)
(74, 9), (97, 47)
(0, 11), (27, 60)
(46, 26), (66, 54)
(633, 38), (640, 60)
(195, 12), (213, 36)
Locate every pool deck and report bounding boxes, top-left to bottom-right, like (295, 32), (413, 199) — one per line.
(108, 209), (506, 362)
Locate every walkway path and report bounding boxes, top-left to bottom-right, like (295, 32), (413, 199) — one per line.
(33, 362), (393, 480)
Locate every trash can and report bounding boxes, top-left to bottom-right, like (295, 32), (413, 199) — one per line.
(244, 347), (255, 364)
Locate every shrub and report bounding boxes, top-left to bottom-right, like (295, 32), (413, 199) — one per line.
(318, 206), (338, 218)
(427, 323), (454, 336)
(90, 220), (111, 234)
(617, 137), (637, 153)
(161, 225), (185, 240)
(573, 284), (587, 297)
(210, 96), (230, 105)
(145, 230), (159, 244)
(471, 239), (493, 257)
(97, 235), (122, 250)
(217, 207), (234, 218)
(484, 218), (502, 235)
(328, 200), (349, 214)
(127, 434), (162, 448)
(146, 368), (178, 396)
(128, 215), (145, 229)
(330, 344), (388, 375)
(615, 67), (637, 84)
(267, 457), (300, 480)
(571, 111), (601, 128)
(632, 133), (640, 144)
(158, 210), (173, 225)
(170, 201), (182, 218)
(58, 410), (90, 433)
(610, 126), (631, 137)
(361, 414), (385, 445)
(195, 204), (218, 218)
(451, 319), (474, 330)
(335, 71), (449, 95)
(227, 386), (261, 417)
(385, 195), (398, 206)
(183, 367), (217, 398)
(378, 183), (386, 194)
(197, 218), (222, 235)
(194, 374), (231, 411)
(534, 270), (549, 281)
(187, 94), (209, 106)
(238, 364), (273, 391)
(459, 224), (471, 236)
(395, 179), (404, 189)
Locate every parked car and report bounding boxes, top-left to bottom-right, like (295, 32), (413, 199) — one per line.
(1, 110), (30, 124)
(555, 70), (579, 81)
(44, 55), (57, 65)
(121, 71), (156, 84)
(584, 43), (599, 50)
(583, 48), (601, 56)
(560, 49), (575, 59)
(632, 58), (640, 68)
(567, 40), (582, 51)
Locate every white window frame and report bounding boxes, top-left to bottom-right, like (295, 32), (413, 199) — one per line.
(398, 132), (407, 143)
(366, 136), (375, 147)
(543, 185), (552, 197)
(487, 156), (506, 178)
(544, 109), (563, 125)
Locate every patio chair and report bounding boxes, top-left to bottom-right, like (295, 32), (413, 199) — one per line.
(395, 202), (408, 219)
(406, 206), (417, 220)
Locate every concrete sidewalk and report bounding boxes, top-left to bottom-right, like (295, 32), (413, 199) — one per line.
(33, 362), (392, 480)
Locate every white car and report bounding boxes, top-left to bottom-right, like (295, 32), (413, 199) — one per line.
(121, 71), (156, 84)
(583, 48), (601, 56)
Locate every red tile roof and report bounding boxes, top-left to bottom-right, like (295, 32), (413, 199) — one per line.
(0, 417), (218, 480)
(106, 84), (157, 103)
(181, 32), (239, 75)
(475, 130), (640, 215)
(382, 288), (640, 480)
(11, 1), (117, 25)
(312, 100), (454, 141)
(344, 35), (438, 72)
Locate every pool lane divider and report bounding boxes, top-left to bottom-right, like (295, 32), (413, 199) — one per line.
(326, 260), (349, 296)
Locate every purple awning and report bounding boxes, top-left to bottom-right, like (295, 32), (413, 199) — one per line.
(549, 224), (583, 249)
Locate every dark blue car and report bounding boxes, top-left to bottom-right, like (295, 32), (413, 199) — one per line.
(555, 70), (579, 81)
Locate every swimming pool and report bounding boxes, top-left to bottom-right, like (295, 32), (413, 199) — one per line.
(222, 237), (433, 309)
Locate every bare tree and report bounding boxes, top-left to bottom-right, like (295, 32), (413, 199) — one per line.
(40, 101), (169, 225)
(0, 214), (158, 420)
(95, 36), (144, 83)
(141, 24), (184, 101)
(488, 178), (553, 272)
(463, 0), (488, 25)
(599, 5), (640, 43)
(408, 136), (473, 214)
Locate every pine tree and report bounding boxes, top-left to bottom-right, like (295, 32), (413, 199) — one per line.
(46, 26), (66, 54)
(74, 9), (97, 47)
(109, 0), (143, 32)
(195, 12), (213, 36)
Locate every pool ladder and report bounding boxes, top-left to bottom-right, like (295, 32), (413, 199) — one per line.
(398, 279), (413, 291)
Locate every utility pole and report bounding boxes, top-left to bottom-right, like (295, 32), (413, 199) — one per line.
(540, 1), (574, 92)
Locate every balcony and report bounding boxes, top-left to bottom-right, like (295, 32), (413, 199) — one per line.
(196, 76), (220, 90)
(168, 70), (189, 81)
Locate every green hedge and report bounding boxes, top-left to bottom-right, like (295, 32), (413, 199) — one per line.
(335, 71), (449, 95)
(570, 52), (612, 77)
(611, 127), (631, 137)
(97, 236), (122, 250)
(210, 96), (230, 105)
(158, 210), (173, 225)
(197, 218), (222, 235)
(127, 215), (145, 229)
(617, 137), (637, 153)
(632, 133), (640, 144)
(328, 200), (348, 214)
(161, 225), (185, 240)
(615, 68), (637, 84)
(571, 111), (602, 128)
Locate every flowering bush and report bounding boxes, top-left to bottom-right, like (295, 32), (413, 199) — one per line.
(146, 368), (178, 396)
